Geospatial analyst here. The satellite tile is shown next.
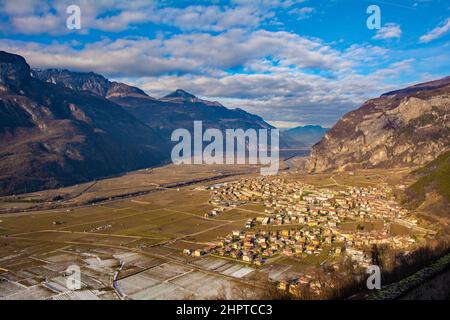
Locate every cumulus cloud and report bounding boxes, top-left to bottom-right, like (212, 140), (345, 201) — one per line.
(132, 54), (427, 126)
(0, 0), (306, 34)
(0, 27), (420, 126)
(0, 0), (161, 34)
(288, 7), (314, 20)
(373, 23), (402, 40)
(0, 0), (442, 126)
(419, 17), (450, 43)
(154, 5), (270, 32)
(0, 29), (351, 76)
(128, 60), (410, 126)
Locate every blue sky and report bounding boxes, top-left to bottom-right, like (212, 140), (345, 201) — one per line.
(1, 0), (449, 127)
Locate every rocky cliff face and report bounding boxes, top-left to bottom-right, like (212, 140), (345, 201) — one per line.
(0, 51), (168, 195)
(306, 77), (450, 172)
(32, 68), (151, 99)
(0, 51), (31, 92)
(34, 70), (274, 140)
(0, 51), (279, 195)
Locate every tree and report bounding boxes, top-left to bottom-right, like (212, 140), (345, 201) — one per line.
(371, 244), (381, 266)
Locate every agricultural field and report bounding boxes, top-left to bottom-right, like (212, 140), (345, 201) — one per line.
(0, 163), (261, 214)
(0, 161), (429, 300)
(0, 163), (268, 299)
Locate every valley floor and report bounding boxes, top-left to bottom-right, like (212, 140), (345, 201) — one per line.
(0, 160), (445, 300)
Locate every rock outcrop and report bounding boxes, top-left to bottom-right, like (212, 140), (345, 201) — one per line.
(306, 77), (450, 172)
(0, 51), (169, 195)
(0, 51), (278, 195)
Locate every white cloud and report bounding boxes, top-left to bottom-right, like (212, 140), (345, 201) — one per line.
(0, 27), (422, 126)
(267, 120), (311, 129)
(419, 18), (450, 43)
(0, 1), (442, 126)
(154, 5), (270, 32)
(0, 0), (305, 34)
(0, 0), (160, 35)
(128, 62), (408, 126)
(0, 29), (350, 76)
(231, 0), (306, 9)
(373, 23), (402, 40)
(288, 7), (314, 20)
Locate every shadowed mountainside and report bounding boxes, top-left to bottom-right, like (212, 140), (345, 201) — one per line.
(1, 51), (281, 195)
(0, 51), (169, 195)
(33, 69), (274, 139)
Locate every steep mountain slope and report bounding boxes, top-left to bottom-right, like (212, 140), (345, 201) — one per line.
(114, 90), (272, 133)
(34, 69), (275, 144)
(281, 125), (328, 149)
(402, 150), (450, 217)
(0, 51), (168, 195)
(306, 77), (450, 173)
(32, 68), (151, 100)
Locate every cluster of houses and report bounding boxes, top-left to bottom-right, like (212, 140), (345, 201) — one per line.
(204, 182), (247, 218)
(187, 176), (420, 271)
(277, 276), (328, 296)
(217, 228), (330, 265)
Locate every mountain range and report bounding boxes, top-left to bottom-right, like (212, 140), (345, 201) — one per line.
(2, 50), (449, 201)
(281, 125), (328, 149)
(0, 51), (273, 195)
(32, 69), (273, 137)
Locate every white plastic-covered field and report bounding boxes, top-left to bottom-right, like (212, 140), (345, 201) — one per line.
(116, 262), (235, 299)
(193, 257), (255, 278)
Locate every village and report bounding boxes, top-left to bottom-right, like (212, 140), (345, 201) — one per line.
(185, 176), (425, 294)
